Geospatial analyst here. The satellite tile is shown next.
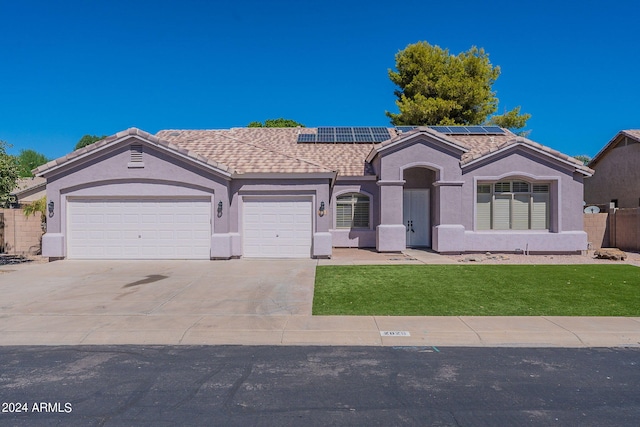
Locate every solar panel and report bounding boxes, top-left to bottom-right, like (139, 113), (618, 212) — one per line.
(317, 127), (335, 143)
(428, 125), (506, 135)
(430, 126), (451, 133)
(371, 127), (391, 142)
(297, 134), (316, 143)
(482, 126), (505, 134)
(465, 126), (487, 133)
(445, 127), (471, 134)
(395, 126), (417, 133)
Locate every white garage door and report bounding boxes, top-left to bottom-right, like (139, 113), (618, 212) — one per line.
(67, 199), (211, 259)
(243, 198), (312, 258)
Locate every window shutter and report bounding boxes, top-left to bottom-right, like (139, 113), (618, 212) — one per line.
(336, 203), (352, 228)
(353, 201), (369, 228)
(512, 194), (530, 230)
(476, 193), (492, 230)
(493, 195), (511, 230)
(531, 193), (549, 229)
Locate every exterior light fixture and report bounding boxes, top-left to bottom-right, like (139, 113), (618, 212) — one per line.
(217, 201), (223, 218)
(48, 200), (55, 217)
(318, 201), (326, 217)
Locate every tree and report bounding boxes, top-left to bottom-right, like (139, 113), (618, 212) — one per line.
(387, 41), (530, 129)
(487, 106), (531, 135)
(23, 196), (47, 231)
(17, 149), (49, 177)
(0, 140), (19, 207)
(75, 134), (107, 150)
(572, 155), (591, 165)
(247, 118), (305, 127)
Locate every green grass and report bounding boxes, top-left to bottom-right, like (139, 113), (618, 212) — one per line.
(313, 265), (640, 316)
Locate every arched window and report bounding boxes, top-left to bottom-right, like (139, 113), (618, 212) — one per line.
(477, 180), (549, 230)
(336, 193), (370, 228)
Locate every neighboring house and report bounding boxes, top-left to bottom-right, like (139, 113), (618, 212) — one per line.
(584, 130), (640, 208)
(8, 177), (46, 207)
(34, 126), (592, 260)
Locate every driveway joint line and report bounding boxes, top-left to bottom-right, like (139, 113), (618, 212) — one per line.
(457, 316), (484, 344)
(542, 316), (587, 347)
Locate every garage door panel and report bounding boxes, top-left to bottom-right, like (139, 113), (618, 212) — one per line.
(243, 199), (312, 258)
(68, 199), (211, 260)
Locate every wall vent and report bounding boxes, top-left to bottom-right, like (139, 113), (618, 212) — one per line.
(128, 145), (144, 168)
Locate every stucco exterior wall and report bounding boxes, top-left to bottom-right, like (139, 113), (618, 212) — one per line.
(41, 137), (230, 259)
(459, 148), (587, 253)
(374, 136), (588, 253)
(330, 180), (379, 247)
(585, 143), (640, 208)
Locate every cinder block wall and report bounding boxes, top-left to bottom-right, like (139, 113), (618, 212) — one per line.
(0, 208), (44, 255)
(614, 208), (640, 252)
(584, 213), (609, 249)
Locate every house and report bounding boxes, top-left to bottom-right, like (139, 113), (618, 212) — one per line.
(584, 130), (640, 208)
(9, 177), (47, 207)
(34, 126), (592, 260)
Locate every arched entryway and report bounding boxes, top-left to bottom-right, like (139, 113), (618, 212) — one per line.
(402, 166), (437, 247)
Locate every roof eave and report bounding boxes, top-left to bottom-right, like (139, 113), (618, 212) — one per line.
(588, 130), (640, 168)
(366, 128), (469, 163)
(461, 142), (594, 176)
(34, 128), (235, 180)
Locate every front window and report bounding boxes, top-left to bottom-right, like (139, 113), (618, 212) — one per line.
(477, 181), (549, 230)
(336, 193), (370, 228)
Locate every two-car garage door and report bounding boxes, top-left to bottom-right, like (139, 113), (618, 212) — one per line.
(67, 199), (211, 259)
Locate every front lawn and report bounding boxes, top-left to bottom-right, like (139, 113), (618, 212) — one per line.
(313, 265), (640, 316)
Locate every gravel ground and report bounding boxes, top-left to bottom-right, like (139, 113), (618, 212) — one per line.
(447, 251), (640, 267)
(0, 254), (48, 267)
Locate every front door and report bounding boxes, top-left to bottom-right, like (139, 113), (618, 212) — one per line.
(403, 189), (430, 247)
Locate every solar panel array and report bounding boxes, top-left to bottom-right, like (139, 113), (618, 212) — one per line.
(428, 125), (505, 135)
(296, 125), (505, 143)
(297, 127), (391, 144)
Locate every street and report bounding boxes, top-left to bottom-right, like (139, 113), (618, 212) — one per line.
(1, 346), (639, 426)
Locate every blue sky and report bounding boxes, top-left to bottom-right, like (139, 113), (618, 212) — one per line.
(1, 0), (638, 161)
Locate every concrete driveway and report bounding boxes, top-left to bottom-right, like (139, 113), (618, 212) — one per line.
(2, 256), (640, 347)
(0, 259), (317, 345)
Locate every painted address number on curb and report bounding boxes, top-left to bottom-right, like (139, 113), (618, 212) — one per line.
(380, 331), (411, 337)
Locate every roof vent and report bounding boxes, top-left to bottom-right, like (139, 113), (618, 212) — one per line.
(128, 145), (144, 168)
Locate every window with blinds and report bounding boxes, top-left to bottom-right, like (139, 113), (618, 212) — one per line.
(476, 181), (549, 230)
(336, 193), (370, 228)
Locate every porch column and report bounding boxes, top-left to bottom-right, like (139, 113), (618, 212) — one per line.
(376, 180), (406, 252)
(432, 181), (465, 253)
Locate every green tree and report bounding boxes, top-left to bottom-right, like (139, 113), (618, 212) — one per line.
(247, 118), (305, 127)
(23, 196), (47, 228)
(17, 149), (49, 177)
(387, 41), (530, 129)
(0, 140), (19, 207)
(75, 134), (107, 150)
(572, 155), (591, 165)
(487, 106), (532, 135)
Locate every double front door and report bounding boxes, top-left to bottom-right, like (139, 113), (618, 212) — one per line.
(403, 189), (430, 247)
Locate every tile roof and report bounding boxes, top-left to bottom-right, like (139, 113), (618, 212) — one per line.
(157, 128), (372, 176)
(35, 126), (592, 178)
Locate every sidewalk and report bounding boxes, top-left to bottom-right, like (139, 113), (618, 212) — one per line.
(1, 252), (639, 347)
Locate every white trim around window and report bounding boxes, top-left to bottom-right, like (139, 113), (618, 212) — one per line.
(476, 180), (550, 231)
(334, 190), (373, 230)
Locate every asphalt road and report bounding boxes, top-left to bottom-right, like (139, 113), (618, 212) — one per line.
(1, 346), (639, 426)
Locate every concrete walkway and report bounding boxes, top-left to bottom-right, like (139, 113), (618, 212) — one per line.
(1, 253), (640, 347)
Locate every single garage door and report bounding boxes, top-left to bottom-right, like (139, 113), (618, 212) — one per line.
(67, 199), (211, 259)
(243, 197), (312, 258)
